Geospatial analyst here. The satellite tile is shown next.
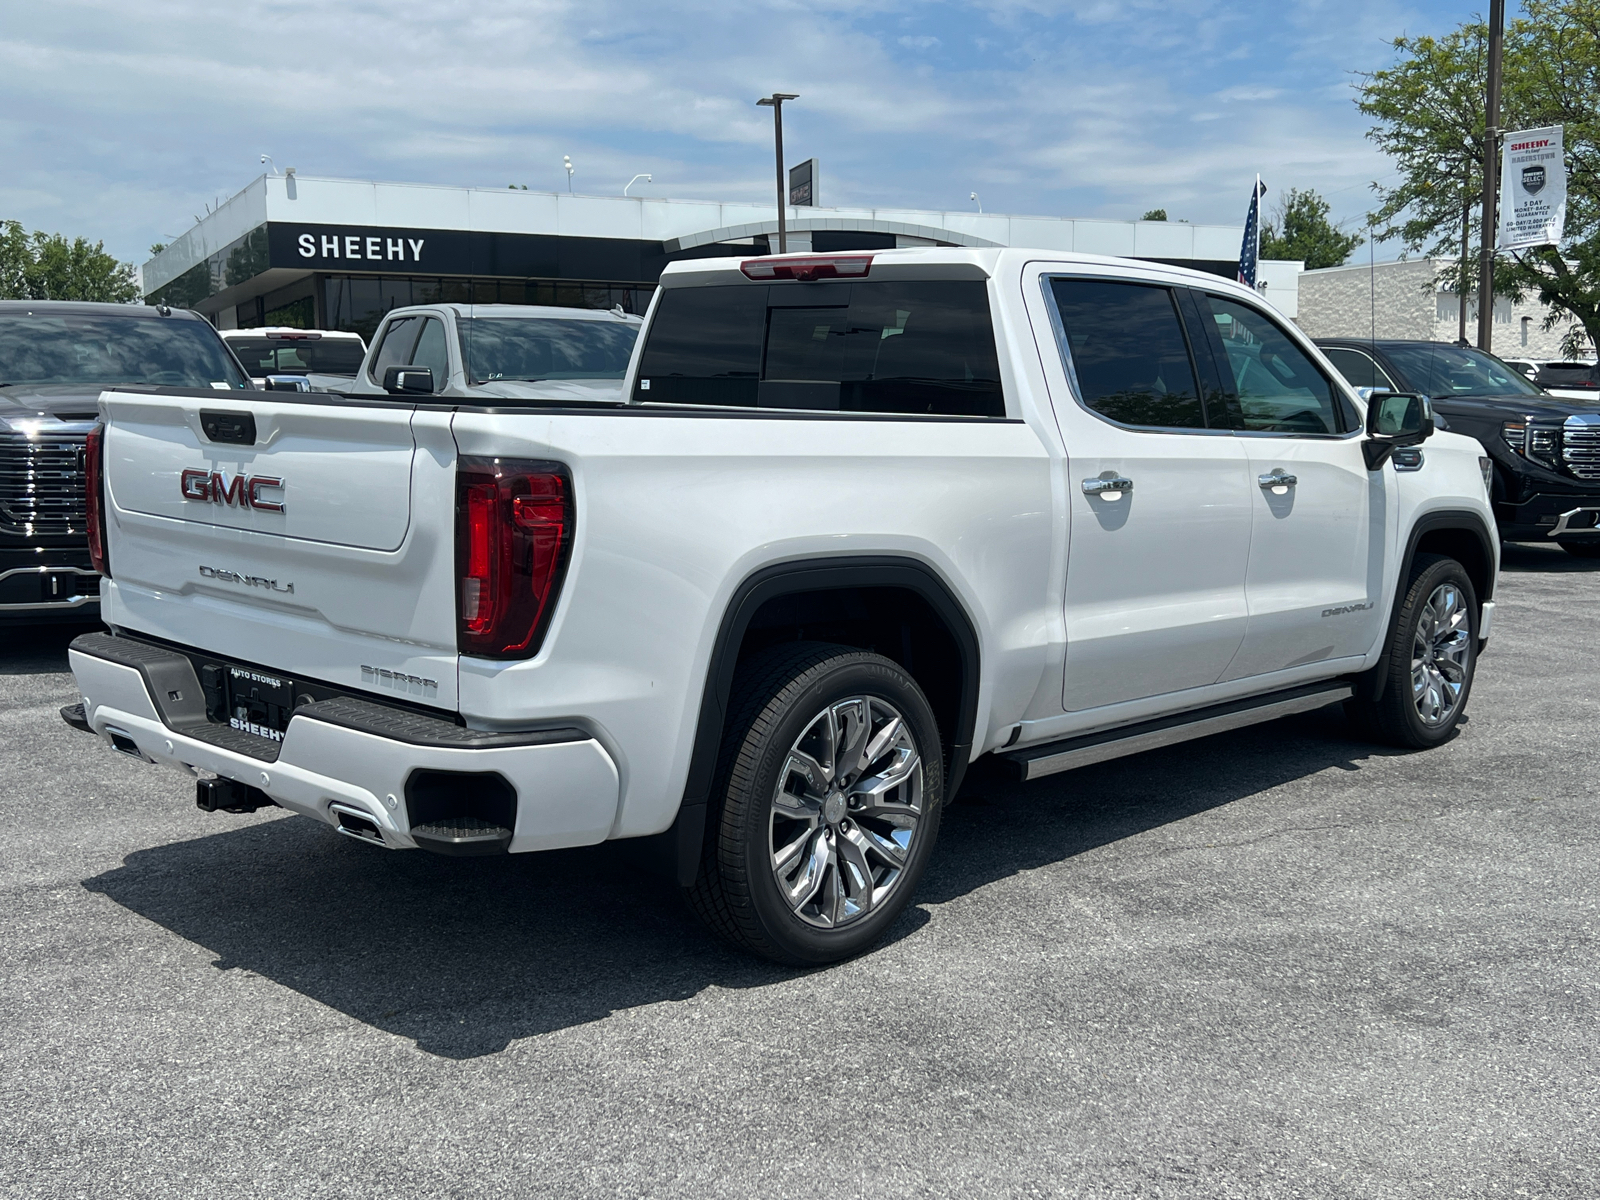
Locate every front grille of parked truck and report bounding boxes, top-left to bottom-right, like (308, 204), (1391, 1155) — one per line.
(1563, 420), (1600, 482)
(0, 431), (89, 537)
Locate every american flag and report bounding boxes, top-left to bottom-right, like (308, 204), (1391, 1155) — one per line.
(1238, 176), (1266, 288)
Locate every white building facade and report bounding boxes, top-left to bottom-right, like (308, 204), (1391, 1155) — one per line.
(142, 173), (1302, 338)
(1296, 258), (1593, 360)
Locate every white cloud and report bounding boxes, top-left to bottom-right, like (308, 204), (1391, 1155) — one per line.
(0, 0), (1439, 261)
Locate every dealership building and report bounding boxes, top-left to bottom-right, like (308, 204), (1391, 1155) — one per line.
(142, 173), (1302, 339)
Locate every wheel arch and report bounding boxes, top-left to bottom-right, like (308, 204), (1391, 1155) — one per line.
(1405, 509), (1497, 606)
(654, 555), (983, 887)
(1356, 508), (1497, 706)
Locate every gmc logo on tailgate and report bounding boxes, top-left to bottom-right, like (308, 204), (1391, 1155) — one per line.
(180, 469), (285, 512)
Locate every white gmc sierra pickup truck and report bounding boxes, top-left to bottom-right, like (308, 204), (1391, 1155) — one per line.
(65, 248), (1499, 965)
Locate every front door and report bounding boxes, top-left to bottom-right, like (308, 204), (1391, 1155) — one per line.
(1192, 293), (1391, 679)
(1038, 273), (1255, 712)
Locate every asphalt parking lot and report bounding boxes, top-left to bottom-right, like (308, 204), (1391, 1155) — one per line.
(2, 544), (1597, 1200)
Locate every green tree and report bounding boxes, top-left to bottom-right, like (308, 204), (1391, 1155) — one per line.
(0, 221), (29, 298)
(1357, 1), (1600, 355)
(0, 219), (139, 303)
(1140, 208), (1168, 221)
(1259, 188), (1364, 268)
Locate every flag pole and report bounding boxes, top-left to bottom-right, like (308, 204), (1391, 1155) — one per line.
(1254, 175), (1263, 290)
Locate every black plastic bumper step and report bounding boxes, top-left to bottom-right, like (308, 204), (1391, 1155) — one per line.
(410, 816), (513, 857)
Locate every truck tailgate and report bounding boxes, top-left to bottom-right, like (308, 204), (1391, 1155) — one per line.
(98, 391), (461, 710)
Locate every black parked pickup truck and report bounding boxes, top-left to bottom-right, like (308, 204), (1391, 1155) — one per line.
(1317, 339), (1600, 558)
(0, 301), (251, 621)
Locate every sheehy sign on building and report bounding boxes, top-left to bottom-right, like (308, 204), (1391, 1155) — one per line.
(261, 223), (644, 280)
(265, 224), (471, 272)
(1499, 126), (1566, 251)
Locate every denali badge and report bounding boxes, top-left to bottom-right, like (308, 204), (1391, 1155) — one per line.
(362, 664), (439, 695)
(1321, 602), (1374, 618)
(180, 469), (285, 512)
(198, 565), (295, 594)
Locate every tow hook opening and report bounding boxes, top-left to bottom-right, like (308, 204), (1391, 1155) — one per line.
(105, 727), (149, 761)
(329, 802), (386, 846)
(196, 777), (276, 814)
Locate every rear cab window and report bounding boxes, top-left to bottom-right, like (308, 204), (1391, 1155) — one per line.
(634, 279), (1005, 417)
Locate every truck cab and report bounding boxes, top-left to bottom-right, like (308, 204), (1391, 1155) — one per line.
(345, 303), (642, 403)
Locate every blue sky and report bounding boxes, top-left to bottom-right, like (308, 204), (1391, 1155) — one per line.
(2, 0), (1488, 265)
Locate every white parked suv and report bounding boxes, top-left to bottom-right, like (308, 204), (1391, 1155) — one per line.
(66, 248), (1498, 964)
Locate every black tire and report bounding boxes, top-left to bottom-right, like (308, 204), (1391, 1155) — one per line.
(1559, 540), (1600, 559)
(1345, 553), (1478, 749)
(685, 642), (945, 966)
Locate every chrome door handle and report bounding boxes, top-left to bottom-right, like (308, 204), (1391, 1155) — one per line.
(1258, 470), (1298, 489)
(1082, 476), (1133, 495)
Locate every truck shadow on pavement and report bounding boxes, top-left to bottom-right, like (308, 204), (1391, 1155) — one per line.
(83, 705), (1409, 1060)
(1499, 541), (1600, 573)
(0, 622), (98, 675)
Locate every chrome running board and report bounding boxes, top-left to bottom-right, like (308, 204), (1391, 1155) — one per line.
(999, 681), (1355, 782)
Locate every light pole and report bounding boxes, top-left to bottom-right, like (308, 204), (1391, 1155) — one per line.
(757, 93), (798, 253)
(1478, 0), (1505, 350)
(563, 156), (575, 194)
(1437, 156), (1474, 345)
(624, 174), (652, 196)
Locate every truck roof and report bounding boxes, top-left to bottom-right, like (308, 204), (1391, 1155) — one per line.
(0, 299), (209, 321)
(657, 245), (1257, 297)
(386, 302), (641, 323)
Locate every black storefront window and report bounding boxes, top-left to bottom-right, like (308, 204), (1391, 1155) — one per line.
(321, 275), (655, 339)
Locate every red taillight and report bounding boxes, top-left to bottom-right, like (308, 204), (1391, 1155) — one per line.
(84, 423), (109, 577)
(455, 457), (572, 658)
(740, 254), (873, 282)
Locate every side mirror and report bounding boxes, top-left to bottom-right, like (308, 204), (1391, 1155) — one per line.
(1363, 390), (1434, 470)
(263, 374), (310, 393)
(382, 365), (434, 395)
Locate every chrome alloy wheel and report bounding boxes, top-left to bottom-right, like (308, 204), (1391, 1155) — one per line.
(1411, 581), (1472, 727)
(770, 695), (924, 930)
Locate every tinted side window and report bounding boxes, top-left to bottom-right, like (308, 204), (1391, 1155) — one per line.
(635, 281), (1005, 416)
(1322, 347), (1396, 391)
(1049, 278), (1205, 429)
(1204, 296), (1342, 434)
(410, 318), (449, 390)
(370, 316), (420, 383)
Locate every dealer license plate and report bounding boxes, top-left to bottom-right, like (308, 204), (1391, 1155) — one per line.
(226, 665), (295, 744)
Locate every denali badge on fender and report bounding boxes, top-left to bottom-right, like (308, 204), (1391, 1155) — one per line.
(198, 565), (295, 594)
(180, 468), (285, 512)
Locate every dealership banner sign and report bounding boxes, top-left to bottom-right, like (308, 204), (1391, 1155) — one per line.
(1499, 125), (1566, 250)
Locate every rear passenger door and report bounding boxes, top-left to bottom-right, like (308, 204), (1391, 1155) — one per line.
(1039, 274), (1254, 712)
(1193, 294), (1391, 679)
